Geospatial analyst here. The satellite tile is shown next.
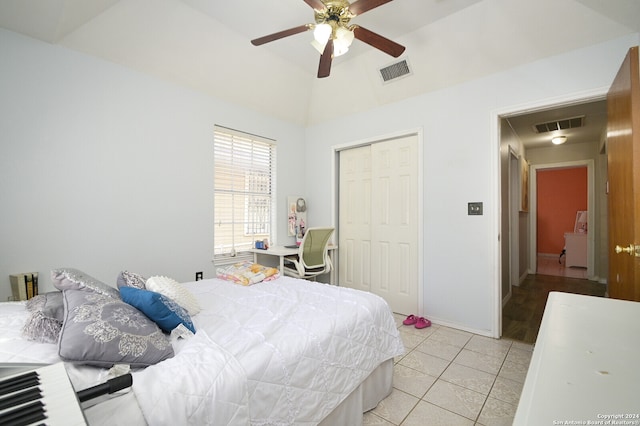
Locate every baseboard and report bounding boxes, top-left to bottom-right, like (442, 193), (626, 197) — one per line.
(428, 318), (495, 339)
(537, 253), (559, 258)
(502, 291), (512, 308)
(519, 271), (528, 284)
(585, 275), (608, 285)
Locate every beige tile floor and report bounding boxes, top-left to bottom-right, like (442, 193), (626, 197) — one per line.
(364, 314), (534, 425)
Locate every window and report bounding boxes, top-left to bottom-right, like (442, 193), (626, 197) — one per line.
(213, 126), (276, 263)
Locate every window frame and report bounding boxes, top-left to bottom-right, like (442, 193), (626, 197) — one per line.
(213, 126), (276, 264)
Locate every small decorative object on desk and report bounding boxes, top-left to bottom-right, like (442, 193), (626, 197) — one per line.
(255, 240), (269, 250)
(574, 210), (588, 233)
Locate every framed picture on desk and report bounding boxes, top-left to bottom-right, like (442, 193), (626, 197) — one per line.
(287, 196), (307, 239)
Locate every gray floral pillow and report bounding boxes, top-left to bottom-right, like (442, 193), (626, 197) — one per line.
(58, 289), (174, 367)
(116, 270), (147, 290)
(51, 268), (120, 299)
(22, 291), (64, 343)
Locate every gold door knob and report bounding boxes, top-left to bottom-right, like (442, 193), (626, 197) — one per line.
(615, 244), (637, 256)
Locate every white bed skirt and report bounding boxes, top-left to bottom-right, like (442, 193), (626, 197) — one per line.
(319, 358), (393, 426)
(84, 358), (394, 426)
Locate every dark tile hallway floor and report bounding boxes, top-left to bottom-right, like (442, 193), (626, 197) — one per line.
(502, 273), (607, 344)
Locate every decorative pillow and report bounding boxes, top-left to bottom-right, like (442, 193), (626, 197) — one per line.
(58, 289), (174, 367)
(22, 291), (64, 343)
(145, 276), (200, 316)
(51, 268), (120, 299)
(117, 270), (147, 290)
(216, 261), (280, 286)
(26, 291), (64, 318)
(120, 287), (195, 334)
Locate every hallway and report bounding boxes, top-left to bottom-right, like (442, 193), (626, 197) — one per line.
(502, 274), (606, 344)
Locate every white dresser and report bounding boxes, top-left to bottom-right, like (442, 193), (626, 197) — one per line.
(564, 232), (587, 267)
(514, 292), (640, 425)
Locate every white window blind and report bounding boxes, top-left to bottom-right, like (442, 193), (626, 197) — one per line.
(213, 126), (276, 263)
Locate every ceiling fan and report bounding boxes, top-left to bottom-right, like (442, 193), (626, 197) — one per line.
(251, 0), (406, 78)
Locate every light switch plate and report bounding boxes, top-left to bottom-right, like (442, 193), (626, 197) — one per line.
(468, 202), (483, 215)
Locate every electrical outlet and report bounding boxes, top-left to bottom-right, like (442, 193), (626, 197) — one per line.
(468, 202), (483, 215)
(195, 272), (203, 281)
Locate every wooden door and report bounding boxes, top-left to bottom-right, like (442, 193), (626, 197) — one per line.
(339, 145), (372, 293)
(607, 46), (640, 301)
(371, 136), (419, 315)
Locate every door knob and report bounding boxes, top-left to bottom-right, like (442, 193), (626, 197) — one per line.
(615, 244), (640, 256)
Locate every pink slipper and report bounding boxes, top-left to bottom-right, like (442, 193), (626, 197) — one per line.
(415, 317), (431, 329)
(403, 314), (418, 325)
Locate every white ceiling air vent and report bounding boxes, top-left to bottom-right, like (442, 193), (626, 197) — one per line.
(379, 59), (412, 84)
(532, 115), (585, 133)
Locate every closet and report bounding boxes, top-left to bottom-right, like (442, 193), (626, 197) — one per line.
(338, 135), (418, 315)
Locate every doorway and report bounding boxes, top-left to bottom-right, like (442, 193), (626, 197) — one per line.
(535, 165), (589, 279)
(494, 91), (609, 339)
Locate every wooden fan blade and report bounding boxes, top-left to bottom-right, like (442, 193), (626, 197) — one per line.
(251, 24), (310, 46)
(353, 26), (405, 57)
(318, 39), (334, 78)
(348, 0), (393, 15)
(303, 0), (326, 11)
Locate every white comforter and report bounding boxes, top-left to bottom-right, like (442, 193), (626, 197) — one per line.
(133, 276), (404, 425)
(0, 301), (60, 364)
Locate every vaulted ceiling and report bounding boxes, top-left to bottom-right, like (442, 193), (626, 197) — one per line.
(1, 0), (638, 133)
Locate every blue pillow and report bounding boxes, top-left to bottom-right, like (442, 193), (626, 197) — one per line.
(120, 287), (195, 333)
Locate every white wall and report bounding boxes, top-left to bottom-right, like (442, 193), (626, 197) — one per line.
(0, 29), (306, 300)
(305, 34), (639, 336)
(2, 26), (638, 336)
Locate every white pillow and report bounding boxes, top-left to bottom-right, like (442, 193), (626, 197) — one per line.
(145, 276), (201, 316)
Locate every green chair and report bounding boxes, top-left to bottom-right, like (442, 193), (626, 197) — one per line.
(283, 227), (335, 280)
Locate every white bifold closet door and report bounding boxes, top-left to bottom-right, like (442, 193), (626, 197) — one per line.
(339, 135), (418, 315)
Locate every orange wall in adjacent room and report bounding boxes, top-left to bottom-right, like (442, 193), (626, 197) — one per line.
(537, 167), (588, 255)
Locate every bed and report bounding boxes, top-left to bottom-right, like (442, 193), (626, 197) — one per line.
(0, 268), (404, 425)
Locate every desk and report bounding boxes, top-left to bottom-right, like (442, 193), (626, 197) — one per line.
(248, 245), (338, 284)
(248, 246), (297, 272)
(514, 292), (640, 425)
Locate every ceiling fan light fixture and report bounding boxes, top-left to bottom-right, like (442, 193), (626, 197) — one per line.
(333, 28), (354, 56)
(336, 26), (354, 45)
(313, 23), (332, 44)
(312, 38), (349, 57)
(312, 25), (353, 57)
(333, 43), (349, 56)
(552, 135), (567, 145)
